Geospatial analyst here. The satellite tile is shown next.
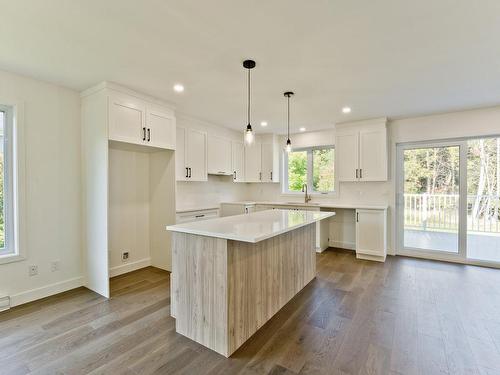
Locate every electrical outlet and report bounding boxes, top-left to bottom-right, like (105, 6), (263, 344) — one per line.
(122, 252), (129, 262)
(50, 260), (60, 272)
(29, 265), (38, 276)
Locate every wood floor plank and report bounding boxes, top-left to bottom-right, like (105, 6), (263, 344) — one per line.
(1, 249), (497, 375)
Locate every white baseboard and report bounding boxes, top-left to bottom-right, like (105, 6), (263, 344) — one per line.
(109, 257), (151, 278)
(328, 240), (356, 250)
(10, 276), (84, 307)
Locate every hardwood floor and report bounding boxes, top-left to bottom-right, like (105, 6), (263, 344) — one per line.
(2, 249), (500, 374)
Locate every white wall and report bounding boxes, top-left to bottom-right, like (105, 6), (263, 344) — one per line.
(175, 114), (249, 209)
(0, 70), (82, 306)
(108, 147), (151, 275)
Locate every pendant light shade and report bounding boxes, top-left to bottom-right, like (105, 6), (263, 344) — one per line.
(284, 91), (294, 153)
(243, 59), (256, 145)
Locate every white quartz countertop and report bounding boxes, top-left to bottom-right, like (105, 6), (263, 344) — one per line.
(220, 201), (388, 210)
(166, 209), (335, 243)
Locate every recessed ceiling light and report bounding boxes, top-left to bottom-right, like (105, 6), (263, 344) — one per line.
(299, 127), (306, 132)
(173, 84), (184, 93)
(342, 106), (351, 114)
(260, 121), (268, 127)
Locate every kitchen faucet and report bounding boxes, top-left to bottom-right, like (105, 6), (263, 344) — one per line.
(302, 183), (312, 204)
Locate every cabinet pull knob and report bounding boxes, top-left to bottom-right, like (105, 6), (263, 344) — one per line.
(359, 169), (362, 179)
(233, 171), (237, 180)
(143, 127), (146, 141)
(188, 167), (192, 178)
(147, 128), (151, 142)
(357, 212), (359, 222)
(356, 169), (358, 179)
(185, 167), (189, 178)
(270, 171), (273, 180)
(259, 172), (262, 181)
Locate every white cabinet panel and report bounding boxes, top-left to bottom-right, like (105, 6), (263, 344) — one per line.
(261, 143), (275, 182)
(108, 92), (145, 145)
(176, 127), (187, 181)
(176, 208), (219, 223)
(359, 128), (387, 181)
(231, 141), (245, 182)
(245, 143), (262, 182)
(146, 105), (176, 150)
(208, 135), (232, 175)
(186, 129), (207, 181)
(356, 209), (387, 261)
(336, 132), (359, 182)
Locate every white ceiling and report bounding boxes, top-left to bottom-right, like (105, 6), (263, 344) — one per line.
(1, 0), (500, 134)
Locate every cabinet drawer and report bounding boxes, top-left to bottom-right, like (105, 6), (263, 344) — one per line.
(176, 209), (219, 224)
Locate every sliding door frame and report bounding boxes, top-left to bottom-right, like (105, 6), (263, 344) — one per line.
(396, 139), (468, 263)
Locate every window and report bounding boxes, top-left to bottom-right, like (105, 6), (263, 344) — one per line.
(0, 105), (16, 260)
(284, 146), (335, 194)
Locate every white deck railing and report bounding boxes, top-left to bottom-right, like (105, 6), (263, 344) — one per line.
(404, 193), (500, 233)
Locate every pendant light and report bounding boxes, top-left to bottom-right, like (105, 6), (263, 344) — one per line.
(243, 59), (256, 145)
(284, 91), (294, 153)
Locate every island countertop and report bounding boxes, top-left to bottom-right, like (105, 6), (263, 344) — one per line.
(166, 209), (335, 243)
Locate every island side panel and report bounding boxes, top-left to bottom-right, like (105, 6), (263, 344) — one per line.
(227, 223), (316, 355)
(171, 232), (229, 356)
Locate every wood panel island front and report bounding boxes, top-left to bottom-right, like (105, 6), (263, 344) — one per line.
(166, 209), (335, 357)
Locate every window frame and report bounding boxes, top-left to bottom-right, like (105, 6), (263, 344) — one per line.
(282, 145), (337, 197)
(0, 102), (25, 264)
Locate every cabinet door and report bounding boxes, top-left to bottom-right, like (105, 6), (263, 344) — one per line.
(176, 127), (188, 181)
(207, 135), (232, 175)
(231, 141), (245, 182)
(335, 132), (359, 182)
(186, 129), (207, 181)
(356, 209), (386, 257)
(146, 105), (176, 150)
(261, 143), (274, 182)
(359, 128), (387, 181)
(244, 143), (262, 182)
(108, 92), (146, 145)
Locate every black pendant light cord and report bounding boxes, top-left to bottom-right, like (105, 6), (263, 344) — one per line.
(287, 94), (290, 140)
(248, 68), (251, 125)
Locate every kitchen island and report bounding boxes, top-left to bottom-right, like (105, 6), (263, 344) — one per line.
(166, 209), (335, 357)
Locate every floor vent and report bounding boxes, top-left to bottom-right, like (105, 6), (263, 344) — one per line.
(0, 296), (11, 312)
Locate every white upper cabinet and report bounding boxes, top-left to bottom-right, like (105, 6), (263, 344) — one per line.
(146, 104), (176, 150)
(335, 118), (388, 182)
(108, 92), (146, 146)
(175, 128), (208, 182)
(245, 143), (262, 182)
(106, 88), (175, 150)
(336, 131), (359, 182)
(207, 135), (232, 175)
(176, 127), (187, 181)
(231, 141), (245, 182)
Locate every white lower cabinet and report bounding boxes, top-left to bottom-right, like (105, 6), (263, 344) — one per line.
(355, 209), (387, 261)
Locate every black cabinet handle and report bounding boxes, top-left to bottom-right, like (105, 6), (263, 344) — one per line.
(195, 214), (205, 218)
(359, 169), (362, 179)
(142, 127), (146, 141)
(356, 212), (359, 222)
(259, 172), (262, 181)
(147, 128), (151, 142)
(233, 171), (237, 180)
(185, 167), (189, 178)
(188, 167), (192, 178)
(270, 171), (273, 180)
(356, 169), (359, 179)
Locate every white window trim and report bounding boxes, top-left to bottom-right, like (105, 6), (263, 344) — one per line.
(0, 101), (26, 264)
(281, 145), (338, 197)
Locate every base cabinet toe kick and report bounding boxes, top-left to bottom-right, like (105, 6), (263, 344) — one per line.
(166, 209), (334, 356)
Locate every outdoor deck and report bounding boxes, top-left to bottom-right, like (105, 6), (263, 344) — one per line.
(405, 229), (500, 263)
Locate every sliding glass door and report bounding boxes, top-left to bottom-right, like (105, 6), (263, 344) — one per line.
(397, 137), (500, 265)
(466, 138), (500, 263)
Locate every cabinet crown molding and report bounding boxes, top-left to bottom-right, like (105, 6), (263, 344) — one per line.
(335, 117), (387, 130)
(80, 81), (176, 111)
